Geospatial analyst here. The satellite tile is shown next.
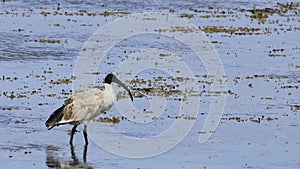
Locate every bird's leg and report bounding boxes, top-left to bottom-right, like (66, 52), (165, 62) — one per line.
(69, 125), (78, 145)
(70, 144), (78, 162)
(83, 125), (88, 145)
(83, 144), (88, 163)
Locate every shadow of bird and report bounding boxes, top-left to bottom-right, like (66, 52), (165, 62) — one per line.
(46, 144), (92, 169)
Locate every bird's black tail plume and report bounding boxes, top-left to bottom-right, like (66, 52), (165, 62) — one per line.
(45, 105), (64, 130)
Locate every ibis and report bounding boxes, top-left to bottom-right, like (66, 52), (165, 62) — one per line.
(45, 73), (133, 145)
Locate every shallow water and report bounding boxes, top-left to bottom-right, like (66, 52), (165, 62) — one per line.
(0, 0), (299, 169)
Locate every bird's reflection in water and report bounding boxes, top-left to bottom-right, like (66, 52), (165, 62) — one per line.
(46, 144), (93, 169)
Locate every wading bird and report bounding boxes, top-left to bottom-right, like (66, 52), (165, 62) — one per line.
(45, 73), (133, 145)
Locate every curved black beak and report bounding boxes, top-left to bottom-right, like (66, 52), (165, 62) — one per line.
(112, 75), (133, 102)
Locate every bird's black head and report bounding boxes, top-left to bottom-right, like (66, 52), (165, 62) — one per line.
(103, 73), (134, 102)
(104, 73), (114, 84)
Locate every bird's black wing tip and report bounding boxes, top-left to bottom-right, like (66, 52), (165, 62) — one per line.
(46, 125), (54, 130)
(45, 105), (65, 130)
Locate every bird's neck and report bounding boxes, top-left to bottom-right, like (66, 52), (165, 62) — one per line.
(104, 83), (116, 102)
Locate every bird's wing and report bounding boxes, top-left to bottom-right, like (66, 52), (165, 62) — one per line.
(60, 89), (106, 124)
(45, 105), (65, 130)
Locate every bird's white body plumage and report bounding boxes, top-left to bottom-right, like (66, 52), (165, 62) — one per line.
(59, 84), (116, 125)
